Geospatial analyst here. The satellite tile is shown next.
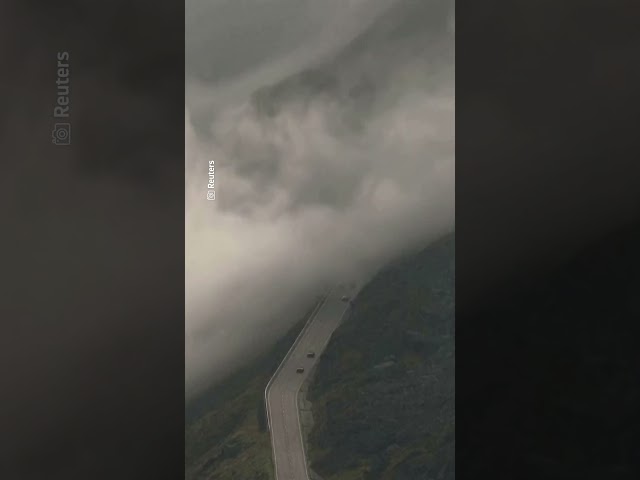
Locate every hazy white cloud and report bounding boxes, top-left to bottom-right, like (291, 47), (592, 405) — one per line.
(185, 0), (454, 397)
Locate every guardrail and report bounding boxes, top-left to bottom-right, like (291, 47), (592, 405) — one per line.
(264, 288), (331, 433)
(294, 302), (351, 480)
(265, 283), (359, 479)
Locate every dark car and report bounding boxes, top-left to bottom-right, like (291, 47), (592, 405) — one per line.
(296, 367), (305, 373)
(306, 351), (315, 358)
(341, 295), (349, 302)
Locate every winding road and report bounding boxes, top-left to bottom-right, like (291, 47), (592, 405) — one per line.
(266, 286), (353, 480)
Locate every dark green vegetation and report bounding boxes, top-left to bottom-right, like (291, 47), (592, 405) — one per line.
(308, 234), (455, 480)
(185, 299), (323, 480)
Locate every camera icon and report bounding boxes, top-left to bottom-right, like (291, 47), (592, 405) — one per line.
(52, 123), (71, 145)
(206, 190), (215, 201)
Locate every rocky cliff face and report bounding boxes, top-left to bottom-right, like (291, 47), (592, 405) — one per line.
(308, 235), (454, 480)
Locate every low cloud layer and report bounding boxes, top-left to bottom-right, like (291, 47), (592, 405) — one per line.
(185, 0), (455, 397)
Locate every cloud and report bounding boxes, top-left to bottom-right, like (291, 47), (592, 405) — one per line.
(185, 0), (454, 397)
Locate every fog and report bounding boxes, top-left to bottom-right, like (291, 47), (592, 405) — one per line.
(185, 0), (455, 397)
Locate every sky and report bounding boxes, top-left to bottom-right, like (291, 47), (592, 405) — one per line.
(185, 0), (456, 397)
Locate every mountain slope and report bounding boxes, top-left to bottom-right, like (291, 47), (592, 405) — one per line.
(184, 298), (325, 480)
(308, 234), (455, 480)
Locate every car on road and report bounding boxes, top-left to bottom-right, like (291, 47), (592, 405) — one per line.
(306, 351), (315, 358)
(341, 295), (350, 302)
(296, 367), (305, 373)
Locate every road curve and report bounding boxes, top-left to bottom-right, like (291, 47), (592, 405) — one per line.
(266, 287), (352, 480)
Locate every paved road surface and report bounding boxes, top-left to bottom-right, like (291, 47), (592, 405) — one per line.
(266, 287), (352, 480)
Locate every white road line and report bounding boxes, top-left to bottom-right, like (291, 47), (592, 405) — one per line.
(268, 287), (354, 480)
(265, 290), (330, 431)
(267, 289), (332, 480)
(294, 302), (350, 480)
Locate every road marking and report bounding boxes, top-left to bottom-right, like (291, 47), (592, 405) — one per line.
(267, 290), (332, 480)
(268, 289), (354, 480)
(265, 290), (330, 431)
(294, 302), (350, 480)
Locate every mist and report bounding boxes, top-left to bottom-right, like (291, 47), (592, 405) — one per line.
(185, 0), (455, 398)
